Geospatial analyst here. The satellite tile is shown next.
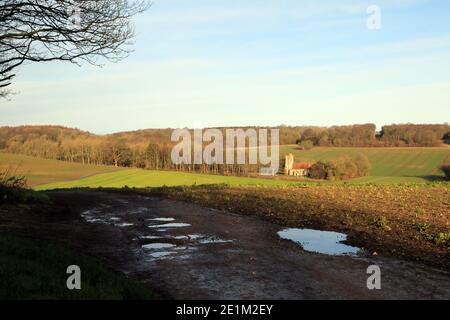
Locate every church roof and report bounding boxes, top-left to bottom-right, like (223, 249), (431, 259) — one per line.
(292, 162), (311, 170)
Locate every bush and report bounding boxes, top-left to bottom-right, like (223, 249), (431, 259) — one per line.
(334, 157), (358, 180)
(309, 153), (370, 181)
(309, 161), (328, 179)
(0, 168), (48, 204)
(298, 140), (314, 150)
(0, 168), (26, 189)
(353, 153), (371, 177)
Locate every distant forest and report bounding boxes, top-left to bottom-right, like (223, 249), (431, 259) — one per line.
(0, 124), (448, 175)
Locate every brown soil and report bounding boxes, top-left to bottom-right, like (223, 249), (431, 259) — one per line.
(147, 185), (450, 269)
(1, 189), (449, 299)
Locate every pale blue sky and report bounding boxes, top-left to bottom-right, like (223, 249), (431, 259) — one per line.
(1, 0), (450, 134)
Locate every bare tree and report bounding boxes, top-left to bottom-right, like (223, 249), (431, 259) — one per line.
(0, 0), (150, 97)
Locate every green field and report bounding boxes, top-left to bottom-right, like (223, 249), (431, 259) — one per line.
(0, 152), (301, 190)
(35, 168), (303, 190)
(281, 146), (450, 183)
(1, 146), (449, 190)
(0, 152), (124, 186)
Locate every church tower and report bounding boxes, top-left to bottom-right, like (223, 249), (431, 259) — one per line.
(285, 153), (294, 175)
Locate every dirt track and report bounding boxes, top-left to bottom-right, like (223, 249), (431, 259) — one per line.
(12, 190), (450, 299)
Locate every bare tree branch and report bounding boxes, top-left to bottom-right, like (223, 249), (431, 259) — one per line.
(0, 0), (150, 98)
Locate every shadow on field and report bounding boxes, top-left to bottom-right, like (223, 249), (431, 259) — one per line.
(417, 175), (447, 182)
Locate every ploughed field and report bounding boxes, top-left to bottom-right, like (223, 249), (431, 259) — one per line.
(2, 189), (447, 299)
(149, 184), (450, 269)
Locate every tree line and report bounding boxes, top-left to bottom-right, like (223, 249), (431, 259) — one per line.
(0, 126), (267, 176)
(0, 124), (448, 176)
(295, 123), (450, 147)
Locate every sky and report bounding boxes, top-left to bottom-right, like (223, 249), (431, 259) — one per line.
(1, 0), (450, 134)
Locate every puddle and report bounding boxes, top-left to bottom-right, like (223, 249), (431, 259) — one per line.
(142, 241), (179, 260)
(173, 246), (189, 251)
(81, 209), (102, 222)
(138, 231), (233, 261)
(138, 236), (162, 240)
(142, 243), (176, 250)
(186, 234), (232, 244)
(143, 196), (159, 201)
(148, 217), (176, 222)
(137, 234), (232, 244)
(82, 212), (134, 228)
(176, 234), (233, 244)
(172, 235), (189, 240)
(115, 222), (134, 227)
(148, 223), (191, 228)
(187, 234), (204, 240)
(199, 238), (233, 244)
(195, 235), (233, 244)
(278, 228), (360, 256)
(148, 251), (176, 258)
(81, 209), (98, 216)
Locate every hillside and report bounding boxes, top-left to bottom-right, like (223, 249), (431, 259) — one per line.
(0, 152), (123, 186)
(281, 146), (450, 183)
(1, 146), (449, 190)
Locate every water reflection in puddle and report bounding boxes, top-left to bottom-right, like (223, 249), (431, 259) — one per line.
(173, 235), (189, 240)
(82, 209), (233, 261)
(81, 210), (103, 223)
(199, 239), (233, 244)
(143, 196), (159, 201)
(82, 211), (137, 228)
(148, 217), (175, 222)
(142, 242), (194, 260)
(184, 234), (233, 244)
(278, 228), (360, 256)
(148, 251), (176, 258)
(142, 243), (176, 250)
(148, 223), (191, 228)
(138, 236), (161, 240)
(115, 222), (134, 227)
(139, 232), (233, 261)
(128, 207), (149, 214)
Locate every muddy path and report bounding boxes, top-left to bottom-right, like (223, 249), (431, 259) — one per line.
(39, 190), (450, 299)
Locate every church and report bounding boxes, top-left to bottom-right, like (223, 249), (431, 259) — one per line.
(284, 153), (311, 177)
